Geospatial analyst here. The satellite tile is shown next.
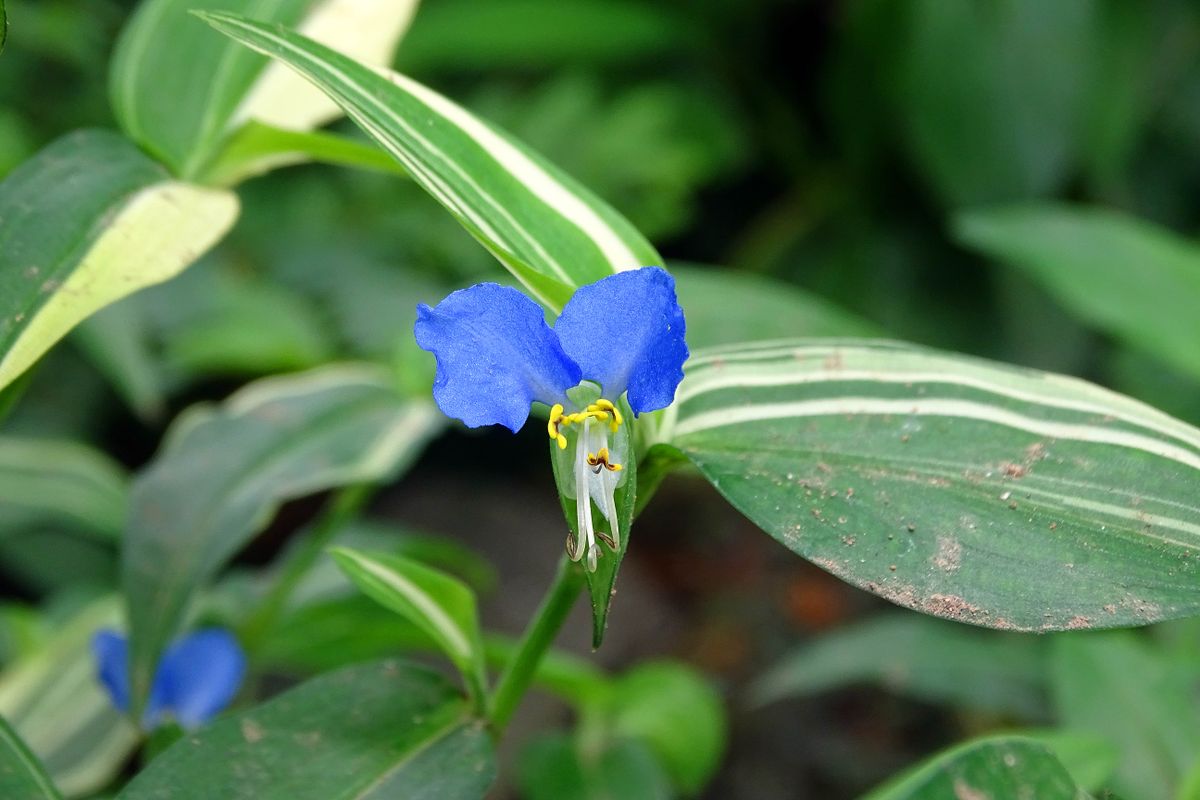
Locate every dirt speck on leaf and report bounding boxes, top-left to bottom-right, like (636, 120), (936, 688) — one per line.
(933, 535), (962, 573)
(241, 718), (264, 744)
(954, 778), (990, 800)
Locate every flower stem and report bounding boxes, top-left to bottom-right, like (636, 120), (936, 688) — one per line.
(240, 483), (374, 649)
(489, 556), (585, 732)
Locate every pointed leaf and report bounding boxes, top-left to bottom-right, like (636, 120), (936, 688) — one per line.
(123, 365), (444, 715)
(330, 547), (484, 694)
(198, 12), (661, 310)
(0, 130), (237, 394)
(0, 717), (61, 800)
(663, 339), (1200, 630)
(117, 659), (494, 800)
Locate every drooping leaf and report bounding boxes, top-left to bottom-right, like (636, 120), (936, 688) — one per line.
(109, 0), (418, 178)
(751, 613), (1048, 719)
(517, 734), (671, 800)
(955, 204), (1200, 382)
(671, 264), (881, 349)
(0, 717), (62, 800)
(1051, 632), (1200, 800)
(117, 659), (495, 800)
(330, 547), (485, 699)
(862, 736), (1085, 800)
(123, 365), (444, 715)
(0, 130), (237, 394)
(198, 12), (661, 310)
(608, 662), (725, 796)
(661, 339), (1200, 630)
(0, 596), (138, 799)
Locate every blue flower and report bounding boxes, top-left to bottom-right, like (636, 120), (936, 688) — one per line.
(92, 628), (246, 731)
(415, 267), (688, 570)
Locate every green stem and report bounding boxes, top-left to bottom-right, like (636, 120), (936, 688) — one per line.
(489, 556), (585, 732)
(240, 483), (374, 648)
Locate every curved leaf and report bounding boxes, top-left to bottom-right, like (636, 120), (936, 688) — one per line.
(123, 365), (443, 715)
(0, 130), (237, 394)
(0, 437), (127, 541)
(117, 659), (494, 800)
(0, 717), (62, 800)
(662, 339), (1200, 631)
(110, 0), (417, 177)
(198, 12), (661, 310)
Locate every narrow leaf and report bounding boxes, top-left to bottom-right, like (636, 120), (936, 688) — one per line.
(0, 130), (237, 394)
(123, 365), (444, 715)
(0, 717), (62, 800)
(862, 736), (1084, 800)
(198, 12), (661, 310)
(330, 547), (484, 693)
(663, 339), (1200, 630)
(955, 204), (1200, 382)
(117, 659), (495, 800)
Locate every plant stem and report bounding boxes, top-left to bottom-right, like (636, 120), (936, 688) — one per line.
(240, 483), (374, 648)
(489, 556), (585, 732)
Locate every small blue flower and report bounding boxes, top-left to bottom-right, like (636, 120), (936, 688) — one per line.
(415, 267), (688, 570)
(92, 628), (246, 731)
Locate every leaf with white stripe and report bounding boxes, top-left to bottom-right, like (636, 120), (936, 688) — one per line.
(198, 12), (661, 310)
(0, 717), (61, 800)
(123, 365), (444, 717)
(660, 339), (1200, 631)
(330, 547), (485, 701)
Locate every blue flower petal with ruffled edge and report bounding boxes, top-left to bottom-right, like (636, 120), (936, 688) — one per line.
(92, 628), (245, 730)
(554, 267), (688, 414)
(415, 283), (582, 432)
(152, 628), (246, 730)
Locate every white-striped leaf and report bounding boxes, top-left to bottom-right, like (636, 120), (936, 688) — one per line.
(0, 130), (237, 395)
(198, 12), (661, 310)
(110, 0), (418, 178)
(659, 339), (1200, 631)
(123, 365), (444, 716)
(330, 547), (485, 698)
(0, 718), (61, 800)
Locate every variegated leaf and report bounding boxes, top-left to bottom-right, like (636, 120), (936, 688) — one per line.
(198, 12), (661, 310)
(658, 339), (1200, 631)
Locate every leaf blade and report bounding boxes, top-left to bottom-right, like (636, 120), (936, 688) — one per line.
(0, 717), (63, 800)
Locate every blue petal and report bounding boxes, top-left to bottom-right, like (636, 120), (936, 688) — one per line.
(415, 283), (582, 431)
(91, 629), (131, 713)
(152, 629), (245, 730)
(554, 267), (688, 414)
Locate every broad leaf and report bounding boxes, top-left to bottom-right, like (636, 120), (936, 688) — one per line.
(1051, 632), (1200, 800)
(671, 265), (881, 349)
(117, 659), (495, 800)
(517, 735), (671, 800)
(0, 717), (62, 800)
(0, 130), (237, 394)
(955, 204), (1200, 382)
(661, 339), (1200, 630)
(110, 0), (417, 178)
(751, 613), (1048, 718)
(0, 596), (138, 799)
(199, 13), (661, 310)
(863, 736), (1085, 800)
(330, 547), (485, 699)
(123, 365), (443, 714)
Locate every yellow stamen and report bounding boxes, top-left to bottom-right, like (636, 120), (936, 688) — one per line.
(548, 404), (569, 449)
(586, 447), (622, 472)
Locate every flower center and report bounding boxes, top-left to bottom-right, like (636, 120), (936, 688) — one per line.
(550, 399), (626, 572)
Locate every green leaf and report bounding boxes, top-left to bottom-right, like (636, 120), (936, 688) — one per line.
(329, 547), (485, 699)
(123, 365), (444, 715)
(671, 265), (882, 350)
(750, 613), (1048, 718)
(517, 734), (671, 800)
(117, 659), (495, 800)
(109, 0), (418, 178)
(1023, 730), (1118, 794)
(608, 662), (725, 796)
(198, 12), (661, 310)
(0, 0), (7, 55)
(862, 735), (1085, 800)
(1051, 632), (1200, 800)
(0, 130), (237, 394)
(0, 596), (138, 799)
(0, 717), (62, 800)
(75, 301), (166, 421)
(202, 121), (407, 187)
(0, 436), (128, 542)
(955, 204), (1200, 383)
(661, 339), (1200, 631)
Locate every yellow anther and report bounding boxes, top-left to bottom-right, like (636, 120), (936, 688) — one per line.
(586, 447), (622, 472)
(548, 404), (569, 449)
(593, 399), (623, 432)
